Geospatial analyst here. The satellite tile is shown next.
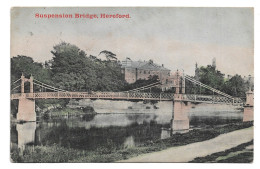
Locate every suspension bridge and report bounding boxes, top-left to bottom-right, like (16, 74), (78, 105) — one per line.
(11, 71), (253, 130)
(11, 73), (244, 104)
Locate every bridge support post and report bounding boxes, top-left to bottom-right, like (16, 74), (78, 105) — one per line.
(181, 70), (185, 94)
(172, 94), (190, 130)
(17, 98), (36, 122)
(175, 70), (180, 94)
(243, 89), (254, 122)
(21, 74), (25, 93)
(29, 75), (33, 93)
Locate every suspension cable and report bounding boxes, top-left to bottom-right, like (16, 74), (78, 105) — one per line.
(34, 82), (66, 92)
(34, 79), (67, 92)
(12, 78), (21, 84)
(34, 82), (65, 92)
(185, 75), (243, 103)
(125, 81), (161, 92)
(185, 75), (233, 98)
(11, 84), (21, 91)
(128, 83), (162, 92)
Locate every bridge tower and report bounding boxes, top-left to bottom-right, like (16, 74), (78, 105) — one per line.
(243, 88), (254, 122)
(17, 74), (36, 122)
(181, 70), (185, 94)
(172, 70), (190, 131)
(175, 70), (180, 94)
(172, 95), (190, 130)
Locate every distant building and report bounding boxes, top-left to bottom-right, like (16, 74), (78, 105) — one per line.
(160, 71), (185, 92)
(194, 62), (200, 81)
(212, 57), (216, 69)
(121, 58), (171, 84)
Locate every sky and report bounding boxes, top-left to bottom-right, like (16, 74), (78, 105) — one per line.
(11, 7), (254, 77)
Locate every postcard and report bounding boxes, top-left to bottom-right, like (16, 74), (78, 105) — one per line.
(10, 7), (254, 163)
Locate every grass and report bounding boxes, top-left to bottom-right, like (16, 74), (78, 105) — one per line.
(11, 121), (253, 163)
(190, 140), (253, 163)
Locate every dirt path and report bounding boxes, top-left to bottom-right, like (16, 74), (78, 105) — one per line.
(119, 127), (253, 163)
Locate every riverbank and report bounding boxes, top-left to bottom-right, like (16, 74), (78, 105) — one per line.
(120, 126), (253, 162)
(11, 121), (253, 163)
(190, 140), (253, 163)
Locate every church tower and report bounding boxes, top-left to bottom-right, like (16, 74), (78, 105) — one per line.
(212, 57), (216, 69)
(195, 62), (200, 80)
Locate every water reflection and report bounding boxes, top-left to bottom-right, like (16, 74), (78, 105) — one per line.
(50, 113), (168, 130)
(190, 115), (243, 127)
(160, 128), (171, 139)
(16, 122), (36, 150)
(34, 119), (163, 151)
(11, 105), (243, 154)
(10, 122), (37, 155)
(123, 136), (135, 148)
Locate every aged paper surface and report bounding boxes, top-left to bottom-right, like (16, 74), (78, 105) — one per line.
(10, 7), (254, 163)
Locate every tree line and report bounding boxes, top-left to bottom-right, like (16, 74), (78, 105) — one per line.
(185, 65), (253, 97)
(11, 42), (253, 97)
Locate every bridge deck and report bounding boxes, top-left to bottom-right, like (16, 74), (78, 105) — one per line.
(10, 92), (244, 105)
(11, 92), (174, 101)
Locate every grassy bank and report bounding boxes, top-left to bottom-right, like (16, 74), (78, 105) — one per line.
(190, 140), (253, 163)
(11, 121), (253, 163)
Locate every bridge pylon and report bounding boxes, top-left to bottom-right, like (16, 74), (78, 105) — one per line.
(243, 88), (254, 122)
(17, 74), (36, 122)
(17, 98), (36, 122)
(29, 75), (33, 93)
(172, 94), (190, 131)
(21, 73), (25, 93)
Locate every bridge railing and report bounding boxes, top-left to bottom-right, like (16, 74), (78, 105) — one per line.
(11, 93), (22, 100)
(10, 92), (244, 105)
(11, 92), (174, 101)
(182, 94), (244, 105)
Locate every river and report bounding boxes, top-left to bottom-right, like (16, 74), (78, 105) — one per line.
(11, 100), (243, 154)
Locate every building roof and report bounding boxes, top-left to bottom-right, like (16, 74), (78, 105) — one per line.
(121, 59), (170, 71)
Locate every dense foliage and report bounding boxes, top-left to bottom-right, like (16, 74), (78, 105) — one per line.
(11, 42), (127, 93)
(223, 74), (248, 97)
(198, 65), (225, 91)
(11, 55), (52, 90)
(185, 65), (252, 97)
(50, 42), (126, 92)
(10, 42), (129, 113)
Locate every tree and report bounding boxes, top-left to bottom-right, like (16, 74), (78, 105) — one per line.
(10, 55), (55, 115)
(223, 75), (247, 97)
(51, 42), (88, 74)
(11, 55), (52, 91)
(198, 65), (225, 90)
(187, 64), (248, 97)
(99, 50), (117, 61)
(50, 42), (97, 91)
(185, 65), (225, 95)
(50, 42), (126, 92)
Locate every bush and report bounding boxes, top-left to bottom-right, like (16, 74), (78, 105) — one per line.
(82, 106), (96, 114)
